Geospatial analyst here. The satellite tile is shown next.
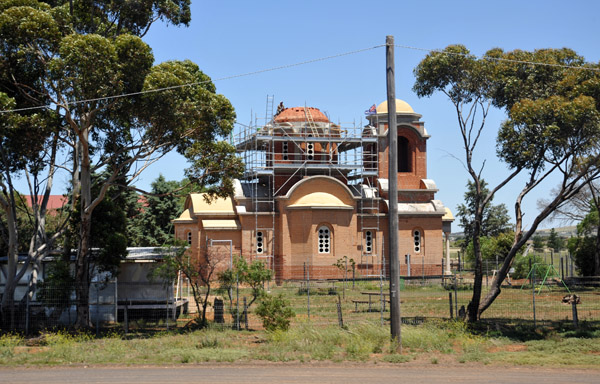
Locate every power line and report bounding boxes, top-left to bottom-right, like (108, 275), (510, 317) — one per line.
(2, 42), (599, 115)
(395, 44), (600, 72)
(0, 45), (383, 114)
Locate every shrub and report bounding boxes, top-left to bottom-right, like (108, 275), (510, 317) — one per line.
(512, 254), (550, 279)
(255, 294), (295, 332)
(568, 236), (596, 276)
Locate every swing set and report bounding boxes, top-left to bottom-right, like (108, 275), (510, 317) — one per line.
(519, 263), (571, 295)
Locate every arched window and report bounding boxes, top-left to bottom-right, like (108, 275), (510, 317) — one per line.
(364, 230), (373, 254)
(256, 231), (264, 254)
(186, 231), (192, 245)
(318, 226), (331, 254)
(398, 136), (411, 172)
(413, 229), (421, 254)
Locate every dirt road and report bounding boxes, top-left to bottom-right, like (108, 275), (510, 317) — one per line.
(1, 363), (598, 384)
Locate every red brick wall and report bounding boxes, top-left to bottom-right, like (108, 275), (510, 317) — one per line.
(378, 125), (427, 190)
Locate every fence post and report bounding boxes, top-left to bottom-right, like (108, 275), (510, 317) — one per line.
(422, 256), (425, 285)
(114, 279), (118, 325)
(528, 258), (532, 286)
(560, 257), (564, 281)
(344, 258), (348, 299)
(307, 263), (310, 320)
(336, 295), (344, 329)
(26, 289), (30, 335)
(448, 291), (453, 319)
(532, 267), (536, 329)
(165, 285), (169, 331)
(172, 281), (177, 321)
(236, 271), (240, 331)
(453, 276), (458, 317)
(570, 253), (574, 277)
(485, 260), (489, 287)
(96, 283), (100, 337)
(572, 301), (579, 329)
(243, 296), (248, 330)
(124, 299), (129, 335)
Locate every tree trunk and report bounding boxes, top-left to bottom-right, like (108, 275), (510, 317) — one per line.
(467, 230), (483, 322)
(0, 196), (19, 330)
(594, 195), (600, 276)
(75, 127), (92, 328)
(75, 214), (92, 328)
(595, 221), (600, 276)
(201, 286), (211, 325)
(479, 242), (522, 313)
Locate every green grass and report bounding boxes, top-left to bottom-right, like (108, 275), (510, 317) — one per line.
(1, 283), (598, 367)
(1, 319), (599, 367)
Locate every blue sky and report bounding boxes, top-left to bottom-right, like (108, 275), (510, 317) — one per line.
(84, 1), (600, 230)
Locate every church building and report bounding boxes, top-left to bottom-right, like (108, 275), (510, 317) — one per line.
(173, 99), (453, 281)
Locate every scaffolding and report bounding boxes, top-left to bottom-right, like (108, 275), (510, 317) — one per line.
(233, 97), (384, 278)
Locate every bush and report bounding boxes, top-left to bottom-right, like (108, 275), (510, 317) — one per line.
(255, 294), (295, 332)
(512, 254), (550, 279)
(568, 236), (596, 276)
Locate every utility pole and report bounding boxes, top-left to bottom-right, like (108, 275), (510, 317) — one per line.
(386, 35), (401, 352)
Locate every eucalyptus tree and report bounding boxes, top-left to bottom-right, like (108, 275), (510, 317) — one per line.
(414, 45), (600, 321)
(0, 0), (243, 327)
(0, 91), (68, 329)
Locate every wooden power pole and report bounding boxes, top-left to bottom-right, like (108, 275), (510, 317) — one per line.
(386, 35), (401, 351)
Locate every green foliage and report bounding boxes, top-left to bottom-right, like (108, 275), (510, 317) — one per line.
(333, 256), (355, 277)
(464, 232), (519, 263)
(1, 0), (243, 326)
(498, 95), (600, 170)
(255, 294), (295, 332)
(218, 256), (273, 312)
(511, 254), (550, 280)
(547, 228), (566, 252)
(37, 256), (74, 307)
(63, 0), (192, 37)
(456, 179), (512, 249)
(153, 243), (228, 326)
(578, 200), (599, 236)
(532, 235), (545, 251)
(570, 199), (600, 276)
(567, 236), (596, 276)
(413, 44), (600, 321)
(129, 175), (183, 247)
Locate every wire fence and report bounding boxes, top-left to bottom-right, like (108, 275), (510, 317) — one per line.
(1, 276), (598, 334)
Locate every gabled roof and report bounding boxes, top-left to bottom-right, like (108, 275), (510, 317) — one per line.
(173, 194), (236, 223)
